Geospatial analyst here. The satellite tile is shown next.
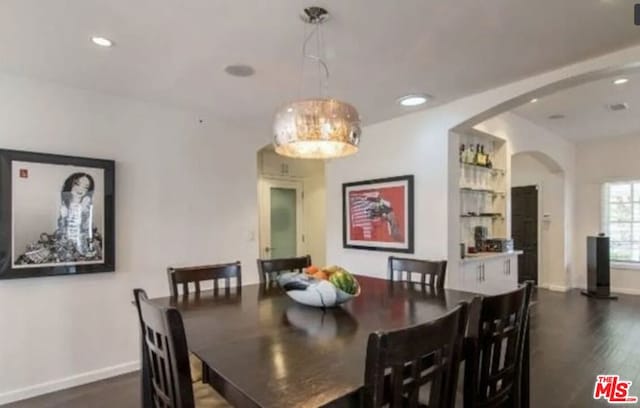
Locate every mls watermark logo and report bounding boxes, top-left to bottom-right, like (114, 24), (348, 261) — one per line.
(594, 375), (638, 404)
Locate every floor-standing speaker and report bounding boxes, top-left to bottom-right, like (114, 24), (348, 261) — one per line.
(581, 235), (617, 299)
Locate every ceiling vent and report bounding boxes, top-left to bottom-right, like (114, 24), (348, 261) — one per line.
(607, 103), (629, 112)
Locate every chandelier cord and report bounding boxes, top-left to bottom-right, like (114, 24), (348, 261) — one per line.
(301, 21), (330, 97)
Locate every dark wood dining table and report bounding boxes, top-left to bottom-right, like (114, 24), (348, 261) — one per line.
(147, 275), (529, 408)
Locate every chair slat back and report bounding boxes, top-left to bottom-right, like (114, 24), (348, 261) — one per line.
(133, 289), (194, 408)
(167, 262), (241, 297)
(364, 303), (469, 408)
(464, 282), (534, 408)
(257, 255), (311, 283)
(388, 256), (447, 289)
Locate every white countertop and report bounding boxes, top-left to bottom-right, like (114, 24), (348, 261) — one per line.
(460, 250), (523, 264)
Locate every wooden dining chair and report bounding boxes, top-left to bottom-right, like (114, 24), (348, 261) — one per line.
(388, 256), (447, 289)
(463, 281), (534, 408)
(166, 262), (241, 385)
(257, 255), (311, 284)
(363, 303), (469, 408)
(133, 289), (230, 408)
(167, 262), (242, 297)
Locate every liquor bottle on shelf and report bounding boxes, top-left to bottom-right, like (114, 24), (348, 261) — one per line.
(468, 145), (476, 165)
(474, 144), (481, 165)
(477, 145), (487, 167)
(459, 144), (466, 163)
(486, 147), (493, 169)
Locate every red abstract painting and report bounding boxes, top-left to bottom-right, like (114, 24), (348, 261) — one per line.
(343, 175), (414, 253)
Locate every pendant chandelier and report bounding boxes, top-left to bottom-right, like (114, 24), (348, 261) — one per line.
(273, 7), (361, 159)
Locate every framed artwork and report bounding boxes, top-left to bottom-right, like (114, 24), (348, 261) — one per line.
(0, 149), (115, 279)
(343, 175), (414, 253)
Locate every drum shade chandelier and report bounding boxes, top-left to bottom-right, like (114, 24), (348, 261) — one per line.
(273, 7), (361, 159)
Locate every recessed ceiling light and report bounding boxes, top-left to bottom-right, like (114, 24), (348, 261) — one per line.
(613, 78), (629, 85)
(91, 36), (113, 47)
(548, 114), (566, 120)
(530, 98), (538, 104)
(224, 64), (255, 77)
(398, 94), (431, 107)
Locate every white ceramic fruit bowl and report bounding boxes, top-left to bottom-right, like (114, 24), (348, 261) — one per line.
(277, 272), (360, 308)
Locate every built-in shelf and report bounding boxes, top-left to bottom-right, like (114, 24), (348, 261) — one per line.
(457, 130), (508, 252)
(460, 187), (506, 196)
(460, 162), (505, 175)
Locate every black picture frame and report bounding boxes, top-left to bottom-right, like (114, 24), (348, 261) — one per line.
(0, 149), (115, 279)
(342, 175), (414, 253)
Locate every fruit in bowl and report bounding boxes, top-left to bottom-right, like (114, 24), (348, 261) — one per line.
(278, 266), (360, 307)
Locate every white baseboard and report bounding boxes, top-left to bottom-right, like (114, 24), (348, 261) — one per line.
(568, 284), (640, 296)
(611, 287), (640, 296)
(546, 284), (570, 292)
(0, 360), (140, 405)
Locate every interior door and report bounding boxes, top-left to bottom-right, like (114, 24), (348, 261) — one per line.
(259, 179), (303, 259)
(511, 186), (538, 283)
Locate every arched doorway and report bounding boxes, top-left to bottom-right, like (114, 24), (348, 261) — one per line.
(447, 63), (640, 291)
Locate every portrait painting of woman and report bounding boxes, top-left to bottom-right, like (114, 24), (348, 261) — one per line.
(12, 167), (104, 267)
(0, 149), (114, 279)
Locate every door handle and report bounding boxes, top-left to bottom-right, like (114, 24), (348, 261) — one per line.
(264, 246), (275, 253)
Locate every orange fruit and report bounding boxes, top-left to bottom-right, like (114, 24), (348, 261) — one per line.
(305, 265), (319, 275)
(312, 271), (328, 280)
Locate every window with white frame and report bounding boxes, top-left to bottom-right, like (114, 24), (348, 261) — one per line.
(602, 181), (640, 263)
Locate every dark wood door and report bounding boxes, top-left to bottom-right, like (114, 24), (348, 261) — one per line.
(512, 186), (538, 283)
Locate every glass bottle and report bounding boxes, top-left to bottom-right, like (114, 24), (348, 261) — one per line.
(477, 145), (487, 167)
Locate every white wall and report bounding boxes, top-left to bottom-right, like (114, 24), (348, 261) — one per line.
(511, 152), (566, 289)
(304, 168), (327, 266)
(326, 45), (640, 285)
(475, 113), (576, 290)
(258, 150), (326, 265)
(575, 134), (640, 295)
(326, 110), (451, 279)
(0, 73), (262, 403)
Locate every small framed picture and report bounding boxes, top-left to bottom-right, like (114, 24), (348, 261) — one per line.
(0, 149), (115, 279)
(343, 175), (414, 253)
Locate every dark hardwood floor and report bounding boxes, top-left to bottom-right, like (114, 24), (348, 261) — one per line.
(4, 288), (640, 408)
(3, 372), (140, 408)
(529, 289), (640, 407)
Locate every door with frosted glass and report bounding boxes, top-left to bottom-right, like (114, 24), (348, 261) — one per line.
(260, 180), (302, 259)
(270, 187), (297, 259)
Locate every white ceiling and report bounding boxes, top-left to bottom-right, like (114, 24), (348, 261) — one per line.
(513, 70), (640, 142)
(0, 0), (638, 131)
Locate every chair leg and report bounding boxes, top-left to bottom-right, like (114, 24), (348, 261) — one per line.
(202, 361), (210, 384)
(141, 340), (153, 408)
(520, 323), (530, 408)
